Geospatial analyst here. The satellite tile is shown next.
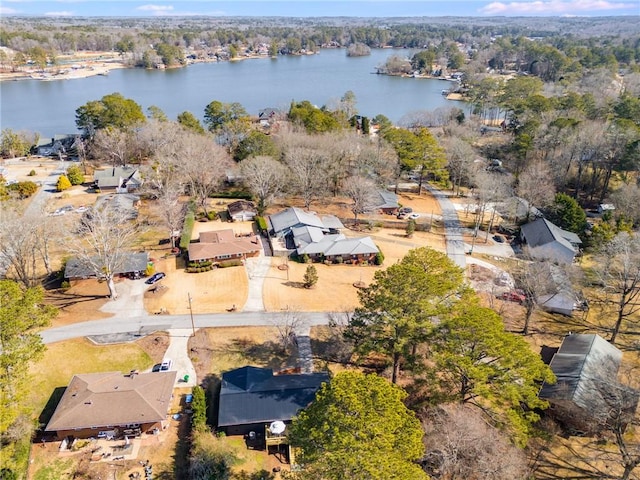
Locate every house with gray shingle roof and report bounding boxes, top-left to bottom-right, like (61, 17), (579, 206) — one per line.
(268, 207), (378, 262)
(374, 190), (399, 214)
(539, 334), (639, 434)
(93, 166), (143, 193)
(520, 217), (582, 264)
(65, 252), (149, 280)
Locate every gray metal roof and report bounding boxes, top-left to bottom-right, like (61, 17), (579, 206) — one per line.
(218, 366), (329, 427)
(539, 334), (636, 418)
(65, 252), (149, 278)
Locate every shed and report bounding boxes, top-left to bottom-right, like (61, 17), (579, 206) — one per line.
(539, 334), (639, 434)
(227, 200), (258, 222)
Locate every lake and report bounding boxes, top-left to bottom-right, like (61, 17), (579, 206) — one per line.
(1, 48), (456, 137)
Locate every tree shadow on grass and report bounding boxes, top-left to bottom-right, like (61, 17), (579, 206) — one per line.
(45, 290), (108, 309)
(282, 281), (306, 289)
(225, 338), (293, 371)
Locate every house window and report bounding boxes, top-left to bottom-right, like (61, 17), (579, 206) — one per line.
(217, 254), (232, 260)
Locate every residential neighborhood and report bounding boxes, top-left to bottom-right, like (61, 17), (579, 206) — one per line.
(1, 12), (640, 480)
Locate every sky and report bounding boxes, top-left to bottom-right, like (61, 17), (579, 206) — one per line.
(1, 0), (638, 17)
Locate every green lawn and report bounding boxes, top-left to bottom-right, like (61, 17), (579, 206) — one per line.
(29, 338), (154, 426)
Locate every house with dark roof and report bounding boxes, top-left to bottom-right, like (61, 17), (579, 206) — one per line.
(539, 334), (639, 434)
(227, 200), (258, 222)
(218, 366), (329, 436)
(65, 252), (149, 280)
(45, 371), (177, 440)
(34, 134), (81, 158)
(520, 218), (582, 264)
(93, 166), (143, 193)
(268, 207), (378, 262)
(188, 229), (261, 263)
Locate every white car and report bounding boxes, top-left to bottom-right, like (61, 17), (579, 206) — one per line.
(160, 359), (173, 371)
(408, 213), (421, 220)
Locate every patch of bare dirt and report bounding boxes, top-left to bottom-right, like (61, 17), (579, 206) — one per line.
(46, 279), (112, 327)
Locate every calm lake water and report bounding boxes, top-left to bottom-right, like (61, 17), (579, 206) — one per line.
(1, 48), (455, 137)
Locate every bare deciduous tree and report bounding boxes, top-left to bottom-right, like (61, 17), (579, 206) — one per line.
(516, 160), (556, 220)
(284, 146), (329, 209)
(343, 176), (378, 225)
(239, 155), (287, 214)
(91, 128), (135, 167)
(444, 137), (479, 196)
(181, 133), (233, 216)
(421, 404), (530, 480)
(595, 232), (640, 344)
(270, 307), (306, 355)
(0, 206), (59, 287)
(68, 203), (142, 300)
(156, 182), (186, 249)
(612, 183), (640, 225)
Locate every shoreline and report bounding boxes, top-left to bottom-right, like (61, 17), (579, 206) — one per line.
(0, 50), (318, 83)
(0, 61), (127, 82)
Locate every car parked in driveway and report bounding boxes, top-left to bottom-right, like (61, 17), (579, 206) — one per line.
(160, 359), (173, 371)
(501, 289), (526, 304)
(145, 272), (166, 284)
(493, 234), (505, 243)
(408, 213), (421, 220)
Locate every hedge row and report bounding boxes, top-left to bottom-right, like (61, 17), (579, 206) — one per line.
(179, 201), (197, 250)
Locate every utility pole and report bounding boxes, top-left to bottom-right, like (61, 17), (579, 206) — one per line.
(187, 292), (196, 337)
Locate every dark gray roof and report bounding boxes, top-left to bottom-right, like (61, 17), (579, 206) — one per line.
(539, 334), (639, 422)
(65, 252), (149, 279)
(521, 218), (582, 250)
(218, 366), (329, 427)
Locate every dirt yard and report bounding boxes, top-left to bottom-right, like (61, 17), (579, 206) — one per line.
(46, 279), (112, 327)
(143, 255), (249, 315)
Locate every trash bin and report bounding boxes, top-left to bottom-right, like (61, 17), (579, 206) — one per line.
(183, 374), (189, 382)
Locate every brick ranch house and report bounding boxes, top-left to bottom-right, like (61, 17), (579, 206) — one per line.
(45, 371), (177, 440)
(188, 229), (261, 264)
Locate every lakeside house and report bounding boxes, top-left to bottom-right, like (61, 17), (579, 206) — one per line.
(45, 371), (177, 440)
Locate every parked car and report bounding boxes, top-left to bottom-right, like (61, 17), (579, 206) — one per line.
(501, 290), (526, 304)
(398, 207), (413, 214)
(408, 213), (421, 220)
(160, 359), (173, 371)
(145, 272), (166, 284)
(493, 234), (505, 243)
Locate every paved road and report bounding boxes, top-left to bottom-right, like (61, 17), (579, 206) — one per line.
(425, 185), (466, 269)
(41, 311), (333, 344)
